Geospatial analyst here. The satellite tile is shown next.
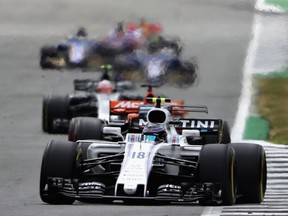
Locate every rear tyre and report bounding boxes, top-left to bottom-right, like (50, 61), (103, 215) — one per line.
(221, 121), (231, 144)
(40, 140), (77, 204)
(198, 144), (236, 205)
(202, 121), (231, 144)
(231, 143), (267, 203)
(68, 117), (103, 142)
(40, 46), (58, 69)
(42, 95), (69, 134)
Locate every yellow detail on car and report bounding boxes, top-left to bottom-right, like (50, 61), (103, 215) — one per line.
(47, 57), (66, 67)
(259, 149), (265, 202)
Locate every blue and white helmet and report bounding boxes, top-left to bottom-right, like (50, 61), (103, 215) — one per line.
(142, 125), (167, 141)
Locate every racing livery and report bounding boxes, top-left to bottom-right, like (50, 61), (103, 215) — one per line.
(112, 42), (197, 87)
(42, 77), (136, 134)
(67, 85), (188, 141)
(38, 23), (171, 70)
(40, 98), (267, 205)
(40, 35), (98, 69)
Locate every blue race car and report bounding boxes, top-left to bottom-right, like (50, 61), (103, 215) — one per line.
(40, 27), (98, 69)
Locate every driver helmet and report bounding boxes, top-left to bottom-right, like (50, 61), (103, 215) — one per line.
(142, 125), (167, 142)
(115, 22), (125, 37)
(76, 27), (87, 37)
(97, 80), (114, 93)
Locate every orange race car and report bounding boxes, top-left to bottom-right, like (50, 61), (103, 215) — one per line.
(68, 84), (188, 142)
(109, 84), (187, 120)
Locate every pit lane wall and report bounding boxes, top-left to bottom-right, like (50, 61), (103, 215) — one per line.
(231, 0), (288, 142)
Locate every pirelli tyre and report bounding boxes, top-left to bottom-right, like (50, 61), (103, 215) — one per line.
(198, 144), (236, 205)
(68, 117), (103, 142)
(40, 46), (58, 69)
(40, 140), (77, 204)
(42, 95), (69, 134)
(221, 121), (231, 144)
(231, 143), (267, 203)
(200, 121), (230, 144)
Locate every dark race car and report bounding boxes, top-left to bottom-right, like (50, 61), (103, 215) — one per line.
(112, 42), (198, 87)
(40, 97), (267, 205)
(40, 25), (188, 73)
(42, 73), (137, 134)
(40, 27), (100, 69)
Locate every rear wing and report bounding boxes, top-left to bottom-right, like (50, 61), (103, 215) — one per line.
(165, 104), (220, 132)
(168, 105), (208, 116)
(109, 99), (188, 117)
(74, 79), (99, 92)
(174, 118), (222, 131)
(110, 100), (142, 116)
(74, 79), (135, 92)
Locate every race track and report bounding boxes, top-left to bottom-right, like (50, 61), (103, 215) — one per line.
(0, 0), (255, 215)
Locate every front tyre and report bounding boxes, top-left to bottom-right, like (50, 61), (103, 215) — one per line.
(40, 140), (77, 204)
(42, 95), (69, 134)
(68, 117), (103, 142)
(198, 144), (236, 205)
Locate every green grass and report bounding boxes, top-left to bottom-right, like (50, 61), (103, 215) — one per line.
(243, 116), (270, 140)
(266, 0), (288, 11)
(244, 0), (288, 143)
(252, 70), (288, 144)
(254, 68), (288, 78)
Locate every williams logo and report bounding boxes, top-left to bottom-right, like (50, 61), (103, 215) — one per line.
(137, 119), (217, 128)
(178, 120), (216, 128)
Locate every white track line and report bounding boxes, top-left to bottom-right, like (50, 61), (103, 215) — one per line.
(230, 14), (261, 142)
(255, 0), (285, 13)
(203, 1), (284, 215)
(231, 0), (285, 142)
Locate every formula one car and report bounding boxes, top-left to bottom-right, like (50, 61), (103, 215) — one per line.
(40, 97), (267, 205)
(39, 24), (185, 71)
(67, 84), (188, 142)
(96, 20), (174, 56)
(112, 42), (197, 87)
(42, 75), (137, 134)
(40, 28), (99, 69)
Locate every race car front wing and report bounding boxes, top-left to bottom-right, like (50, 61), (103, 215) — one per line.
(43, 177), (222, 204)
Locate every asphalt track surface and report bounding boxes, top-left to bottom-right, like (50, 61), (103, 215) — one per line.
(0, 0), (255, 215)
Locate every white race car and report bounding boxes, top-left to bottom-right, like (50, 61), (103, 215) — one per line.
(42, 78), (135, 134)
(40, 98), (267, 205)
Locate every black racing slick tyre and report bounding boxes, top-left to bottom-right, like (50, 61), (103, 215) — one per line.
(198, 144), (236, 205)
(40, 46), (58, 69)
(42, 95), (69, 134)
(231, 143), (267, 203)
(221, 121), (231, 144)
(203, 121), (231, 144)
(68, 117), (103, 142)
(40, 140), (77, 204)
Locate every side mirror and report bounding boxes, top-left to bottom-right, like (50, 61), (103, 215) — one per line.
(182, 130), (203, 145)
(103, 127), (121, 136)
(103, 127), (124, 141)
